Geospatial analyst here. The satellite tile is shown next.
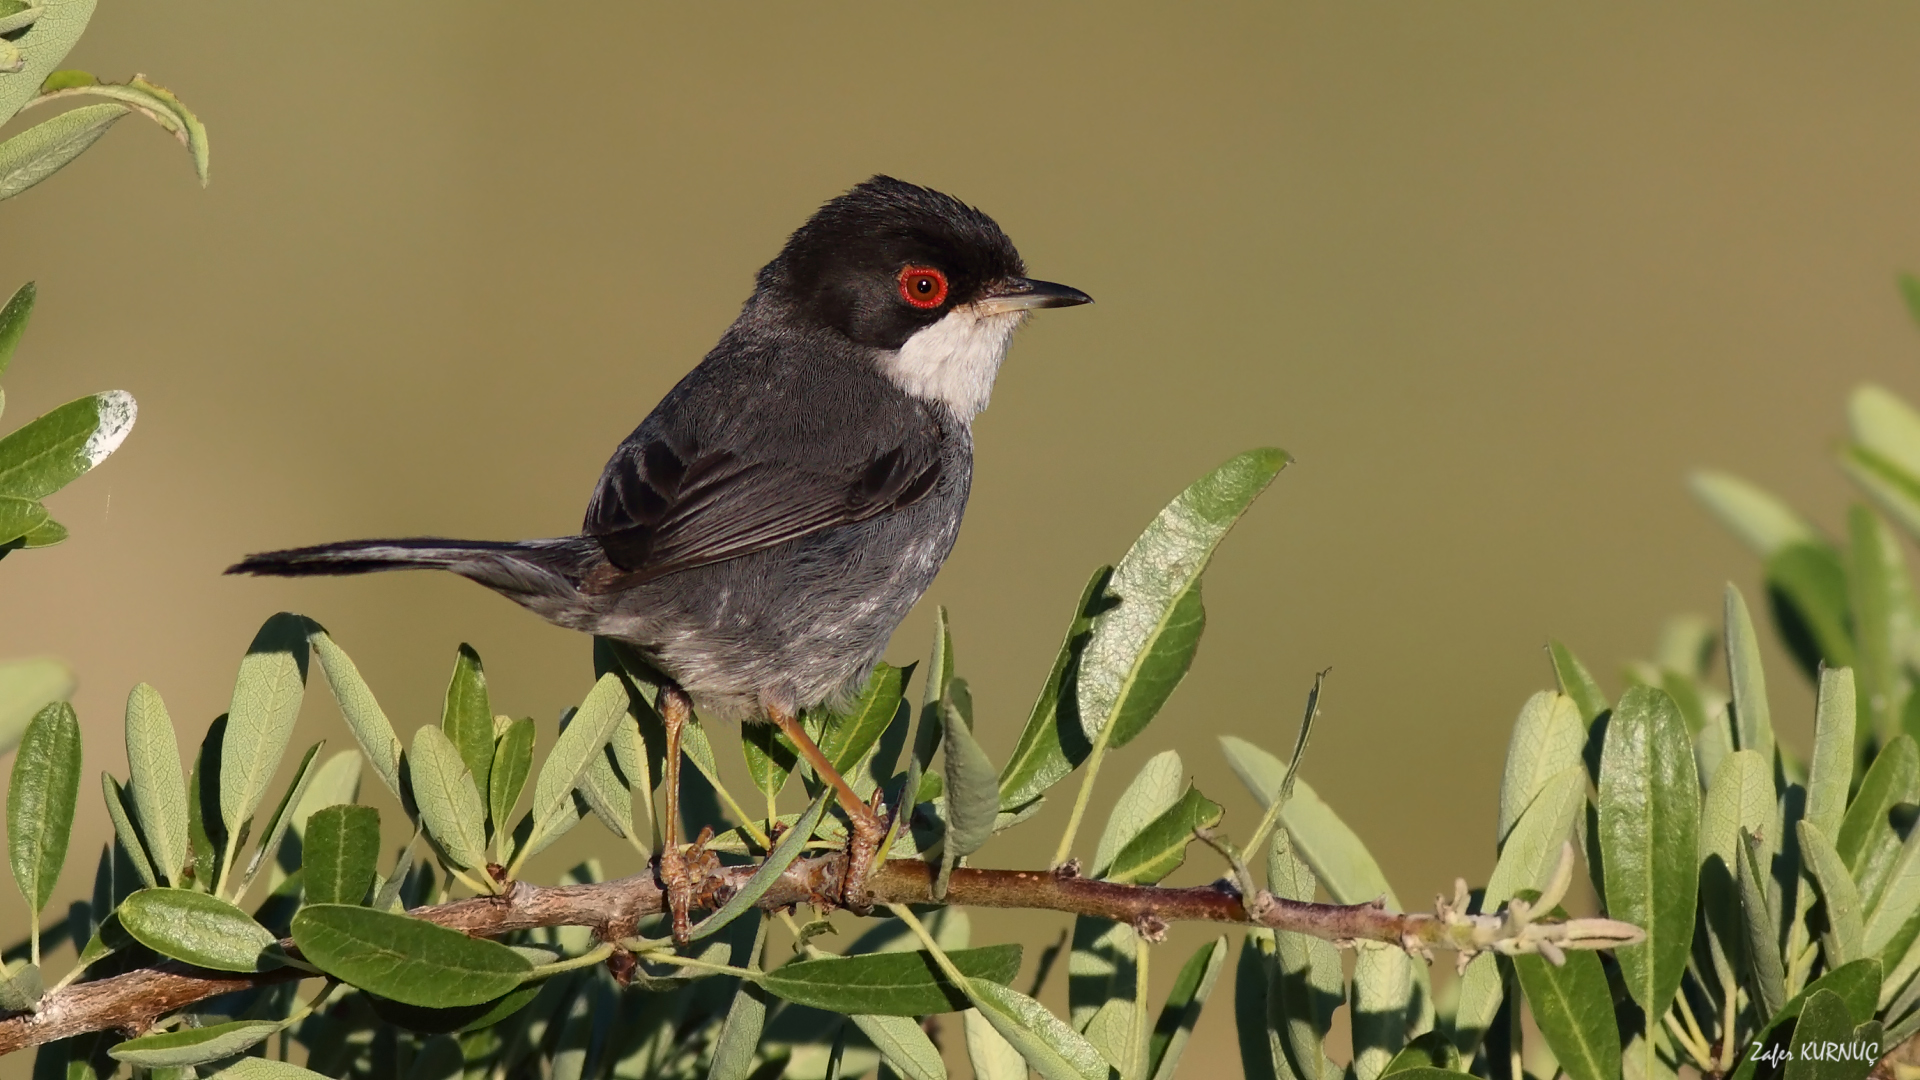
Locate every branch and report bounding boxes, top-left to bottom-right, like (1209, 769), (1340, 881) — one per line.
(0, 848), (1640, 1056)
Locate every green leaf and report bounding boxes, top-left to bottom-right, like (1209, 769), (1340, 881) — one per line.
(409, 725), (487, 871)
(741, 719), (797, 810)
(1078, 448), (1287, 749)
(0, 0), (99, 122)
(1724, 585), (1776, 766)
(303, 803), (378, 906)
(291, 750), (361, 838)
(1547, 641), (1609, 725)
(1848, 507), (1912, 747)
(0, 495), (50, 547)
(577, 713), (637, 842)
(940, 683), (999, 864)
(0, 281), (33, 382)
(1092, 750), (1184, 878)
(309, 627), (404, 799)
(99, 772), (157, 889)
(1700, 749), (1775, 998)
(1783, 989), (1880, 1080)
(1598, 685), (1700, 1022)
(1235, 932), (1281, 1080)
(532, 674), (628, 823)
(1349, 945), (1415, 1080)
(206, 1056), (335, 1080)
(0, 656), (70, 757)
(1851, 384), (1920, 478)
(1267, 828), (1342, 1080)
(109, 1020), (281, 1068)
(1840, 443), (1920, 554)
(1499, 691), (1585, 846)
(1379, 1035), (1462, 1076)
(0, 389), (134, 500)
(123, 683), (187, 887)
(0, 102), (127, 202)
(1862, 811), (1920, 958)
(364, 948), (555, 1035)
(241, 740), (322, 890)
(0, 959), (42, 1012)
(117, 888), (277, 971)
(690, 794), (828, 940)
(1222, 737), (1398, 906)
(1148, 937), (1227, 1080)
(1105, 785), (1222, 885)
(850, 1013), (946, 1080)
(290, 903), (532, 1007)
(1800, 821), (1866, 966)
(1512, 946), (1622, 1080)
(221, 613), (310, 862)
(440, 645), (493, 800)
(757, 944), (1021, 1016)
(819, 661), (910, 791)
(1767, 542), (1855, 676)
(488, 717), (534, 839)
(998, 567), (1113, 809)
(966, 1007), (1029, 1080)
(966, 977), (1110, 1080)
(1806, 668), (1857, 845)
(708, 917), (771, 1080)
(1738, 827), (1789, 1017)
(1837, 734), (1916, 873)
(1690, 470), (1820, 557)
(9, 701), (80, 914)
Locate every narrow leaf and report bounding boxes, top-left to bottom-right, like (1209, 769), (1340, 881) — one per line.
(967, 977), (1110, 1080)
(1837, 734), (1916, 872)
(689, 794), (828, 940)
(109, 1021), (281, 1068)
(99, 772), (157, 889)
(242, 740), (322, 890)
(1738, 827), (1789, 1017)
(1806, 668), (1857, 844)
(998, 567), (1113, 809)
(1092, 750), (1185, 878)
(1547, 641), (1609, 725)
(1104, 785), (1222, 885)
(757, 944), (1021, 1016)
(488, 717), (534, 837)
(1801, 821), (1866, 966)
(850, 1013), (946, 1080)
(123, 683), (187, 886)
(1221, 739), (1398, 906)
(1724, 584), (1776, 765)
(940, 684), (999, 863)
(0, 281), (32, 380)
(966, 1006), (1029, 1080)
(309, 627), (403, 798)
(9, 701), (81, 913)
(1499, 691), (1584, 846)
(409, 725), (487, 871)
(290, 903), (531, 1007)
(440, 645), (493, 799)
(1148, 937), (1227, 1080)
(1849, 506), (1912, 747)
(531, 674), (628, 822)
(0, 103), (127, 202)
(304, 803), (379, 906)
(221, 613), (310, 848)
(1512, 947), (1622, 1080)
(1689, 470), (1820, 557)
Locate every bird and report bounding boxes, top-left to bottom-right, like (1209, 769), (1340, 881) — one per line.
(229, 175), (1091, 935)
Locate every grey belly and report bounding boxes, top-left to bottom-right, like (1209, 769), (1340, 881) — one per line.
(578, 491), (963, 718)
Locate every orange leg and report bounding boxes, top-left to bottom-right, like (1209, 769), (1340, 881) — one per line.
(767, 705), (886, 910)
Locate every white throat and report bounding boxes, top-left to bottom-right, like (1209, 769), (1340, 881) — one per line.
(875, 304), (1026, 421)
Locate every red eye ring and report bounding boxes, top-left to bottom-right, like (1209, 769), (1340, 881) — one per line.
(898, 266), (949, 309)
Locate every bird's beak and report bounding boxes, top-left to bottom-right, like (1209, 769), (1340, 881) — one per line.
(975, 277), (1094, 315)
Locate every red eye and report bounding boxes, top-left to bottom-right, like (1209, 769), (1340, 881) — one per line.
(897, 266), (949, 309)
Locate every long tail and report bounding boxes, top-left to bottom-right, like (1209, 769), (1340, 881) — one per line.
(227, 537), (593, 601)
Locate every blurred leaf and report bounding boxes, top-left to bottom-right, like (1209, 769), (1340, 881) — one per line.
(0, 656), (69, 758)
(1078, 448), (1287, 749)
(1800, 821), (1866, 966)
(1849, 506), (1913, 747)
(758, 944), (1021, 1016)
(998, 567), (1112, 810)
(689, 793), (826, 941)
(203, 1058), (335, 1080)
(221, 613), (310, 868)
(440, 645), (492, 800)
(1380, 1034), (1461, 1076)
(488, 717), (534, 843)
(109, 1021), (280, 1068)
(939, 682), (999, 875)
(967, 977), (1110, 1080)
(966, 1006), (1028, 1080)
(9, 701), (80, 915)
(1598, 685), (1699, 1022)
(1840, 443), (1920, 550)
(241, 740), (321, 893)
(1106, 785), (1222, 886)
(0, 281), (32, 382)
(1499, 691), (1584, 846)
(309, 628), (404, 799)
(1738, 827), (1789, 1017)
(304, 803), (379, 906)
(1147, 936), (1226, 1080)
(0, 0), (99, 122)
(1851, 384), (1920, 478)
(118, 888), (276, 971)
(0, 103), (126, 201)
(1093, 750), (1184, 878)
(0, 389), (134, 501)
(1692, 470), (1820, 556)
(850, 1014), (945, 1080)
(1725, 585), (1776, 765)
(98, 772), (156, 889)
(1512, 944), (1621, 1080)
(290, 903), (531, 1007)
(409, 725), (487, 871)
(1767, 541), (1855, 678)
(532, 674), (628, 824)
(1548, 641), (1609, 725)
(122, 683), (186, 887)
(1807, 668), (1857, 844)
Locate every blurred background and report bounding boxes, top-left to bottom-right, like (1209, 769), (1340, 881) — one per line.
(7, 1), (1920, 1070)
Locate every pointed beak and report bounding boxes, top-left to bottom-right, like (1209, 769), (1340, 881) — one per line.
(975, 277), (1094, 315)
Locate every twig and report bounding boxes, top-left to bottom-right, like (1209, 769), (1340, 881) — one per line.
(0, 847), (1641, 1056)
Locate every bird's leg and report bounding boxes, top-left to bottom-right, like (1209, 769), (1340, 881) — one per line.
(659, 684), (698, 944)
(766, 705), (885, 912)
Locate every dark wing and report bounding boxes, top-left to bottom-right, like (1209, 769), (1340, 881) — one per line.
(581, 435), (942, 589)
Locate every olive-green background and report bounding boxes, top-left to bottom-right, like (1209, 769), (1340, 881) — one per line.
(6, 2), (1920, 1072)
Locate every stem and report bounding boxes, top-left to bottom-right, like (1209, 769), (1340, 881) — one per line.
(888, 905), (969, 987)
(527, 942), (615, 981)
(28, 910), (38, 969)
(1131, 932), (1151, 1080)
(1053, 720), (1117, 867)
(447, 865), (495, 897)
(633, 951), (758, 980)
(1661, 1009), (1712, 1072)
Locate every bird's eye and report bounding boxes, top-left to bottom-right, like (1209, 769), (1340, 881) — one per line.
(897, 266), (949, 309)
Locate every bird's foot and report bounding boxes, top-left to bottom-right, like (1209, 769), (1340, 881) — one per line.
(840, 791), (887, 914)
(660, 828), (715, 945)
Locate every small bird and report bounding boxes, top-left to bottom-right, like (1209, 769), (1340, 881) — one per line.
(230, 176), (1091, 933)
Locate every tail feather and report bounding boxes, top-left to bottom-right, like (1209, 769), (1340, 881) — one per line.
(226, 538), (534, 578)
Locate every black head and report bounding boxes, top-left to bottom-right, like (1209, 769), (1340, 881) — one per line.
(756, 176), (1090, 349)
